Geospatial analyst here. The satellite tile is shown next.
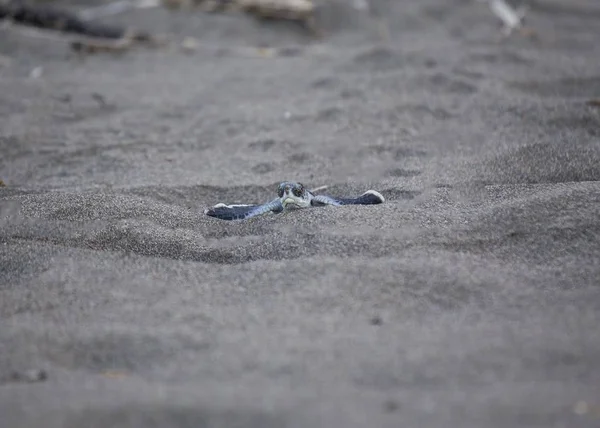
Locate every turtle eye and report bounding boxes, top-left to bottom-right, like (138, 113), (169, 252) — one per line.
(293, 187), (303, 197)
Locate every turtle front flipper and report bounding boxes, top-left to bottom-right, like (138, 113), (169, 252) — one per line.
(311, 190), (385, 207)
(205, 198), (283, 221)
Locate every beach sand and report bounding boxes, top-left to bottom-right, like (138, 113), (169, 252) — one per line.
(1, 0), (600, 426)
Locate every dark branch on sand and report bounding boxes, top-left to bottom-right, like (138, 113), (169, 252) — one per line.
(0, 0), (161, 52)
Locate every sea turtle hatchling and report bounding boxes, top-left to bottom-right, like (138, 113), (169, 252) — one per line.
(204, 181), (385, 220)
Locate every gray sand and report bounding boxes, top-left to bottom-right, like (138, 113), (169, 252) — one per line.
(1, 0), (600, 426)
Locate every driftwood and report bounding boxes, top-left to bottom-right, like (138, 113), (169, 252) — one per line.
(0, 0), (324, 57)
(1, 1), (130, 39)
(0, 0), (160, 52)
(196, 0), (314, 20)
(77, 0), (161, 21)
(182, 0), (320, 35)
(240, 0), (319, 36)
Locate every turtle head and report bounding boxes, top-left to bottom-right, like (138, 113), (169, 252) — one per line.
(277, 181), (311, 208)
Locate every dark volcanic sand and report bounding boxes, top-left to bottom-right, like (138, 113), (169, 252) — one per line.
(1, 0), (600, 427)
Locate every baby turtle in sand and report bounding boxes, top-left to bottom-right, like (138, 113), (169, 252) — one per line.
(204, 181), (385, 221)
